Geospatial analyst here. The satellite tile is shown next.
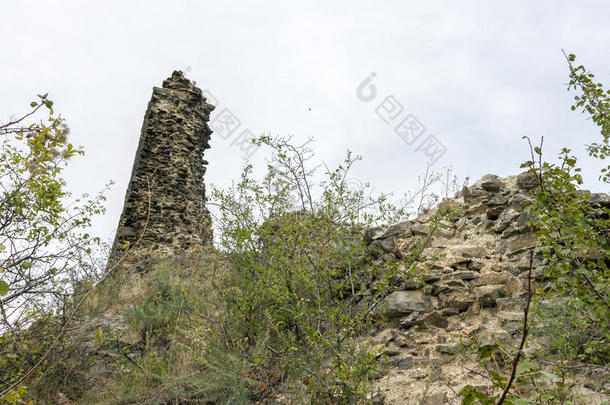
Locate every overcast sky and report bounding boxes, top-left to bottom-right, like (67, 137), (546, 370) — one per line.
(2, 1), (609, 243)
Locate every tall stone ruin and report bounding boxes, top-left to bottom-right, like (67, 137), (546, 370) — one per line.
(109, 71), (214, 265)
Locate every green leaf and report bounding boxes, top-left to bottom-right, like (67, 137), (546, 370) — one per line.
(539, 370), (560, 383)
(95, 327), (104, 346)
(478, 344), (498, 360)
(516, 361), (534, 375)
(0, 280), (9, 296)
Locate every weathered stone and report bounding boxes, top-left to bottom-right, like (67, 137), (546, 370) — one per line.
(370, 238), (397, 255)
(385, 291), (433, 317)
(436, 344), (457, 355)
(496, 297), (523, 311)
(364, 226), (386, 242)
(458, 246), (488, 258)
(486, 205), (504, 220)
(430, 279), (467, 296)
(508, 193), (531, 208)
(399, 279), (422, 290)
(448, 257), (472, 269)
(506, 233), (537, 256)
(480, 177), (504, 192)
(409, 368), (429, 379)
(421, 392), (448, 405)
(503, 263), (520, 275)
(399, 311), (421, 328)
(419, 311), (448, 328)
(440, 307), (459, 316)
(466, 204), (488, 217)
(589, 192), (610, 208)
(373, 328), (396, 345)
(471, 272), (506, 287)
(397, 356), (415, 370)
(422, 271), (444, 283)
(516, 256), (541, 271)
(488, 194), (509, 206)
(516, 171), (538, 191)
(109, 71), (214, 266)
(462, 187), (488, 204)
(383, 346), (400, 356)
(475, 285), (507, 307)
(371, 392), (385, 405)
(380, 221), (411, 239)
(467, 261), (484, 272)
(493, 217), (512, 233)
(516, 211), (533, 233)
(411, 223), (430, 236)
(443, 271), (479, 281)
(400, 310), (447, 329)
(438, 289), (475, 312)
(501, 224), (519, 239)
(394, 334), (413, 348)
(498, 311), (523, 322)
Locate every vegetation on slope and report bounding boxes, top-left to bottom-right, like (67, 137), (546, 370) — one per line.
(0, 53), (608, 404)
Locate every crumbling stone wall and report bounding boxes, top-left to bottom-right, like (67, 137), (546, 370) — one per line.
(109, 71), (214, 265)
(362, 174), (609, 404)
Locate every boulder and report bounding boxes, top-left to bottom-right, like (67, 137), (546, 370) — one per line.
(411, 223), (430, 236)
(364, 226), (386, 242)
(480, 176), (504, 192)
(486, 205), (504, 220)
(475, 285), (507, 307)
(384, 291), (433, 317)
(516, 211), (533, 233)
(438, 289), (475, 312)
(458, 245), (488, 258)
(471, 272), (506, 287)
(589, 192), (610, 208)
(516, 171), (538, 191)
(400, 311), (447, 329)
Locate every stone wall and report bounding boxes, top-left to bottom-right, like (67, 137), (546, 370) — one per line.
(109, 71), (214, 265)
(362, 173), (609, 404)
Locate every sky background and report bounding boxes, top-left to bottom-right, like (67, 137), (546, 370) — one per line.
(2, 1), (610, 244)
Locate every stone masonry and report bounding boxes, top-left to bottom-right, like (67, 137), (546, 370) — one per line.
(361, 174), (609, 404)
(109, 71), (214, 265)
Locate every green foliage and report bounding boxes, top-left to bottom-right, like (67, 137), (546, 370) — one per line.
(91, 138), (456, 403)
(207, 136), (449, 403)
(103, 258), (251, 404)
(565, 52), (610, 183)
(460, 52), (610, 405)
(521, 142), (609, 364)
(0, 97), (107, 401)
(0, 385), (31, 405)
(126, 268), (193, 344)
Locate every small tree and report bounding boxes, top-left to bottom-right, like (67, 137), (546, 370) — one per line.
(210, 136), (453, 403)
(459, 52), (610, 405)
(0, 96), (107, 401)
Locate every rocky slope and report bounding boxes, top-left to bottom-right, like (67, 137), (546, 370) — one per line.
(359, 173), (609, 404)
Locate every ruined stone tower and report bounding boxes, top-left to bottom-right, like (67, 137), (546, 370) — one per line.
(109, 71), (214, 265)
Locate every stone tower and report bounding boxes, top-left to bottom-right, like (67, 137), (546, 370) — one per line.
(109, 71), (214, 265)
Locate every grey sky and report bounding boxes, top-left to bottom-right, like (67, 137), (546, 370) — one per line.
(2, 1), (609, 243)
